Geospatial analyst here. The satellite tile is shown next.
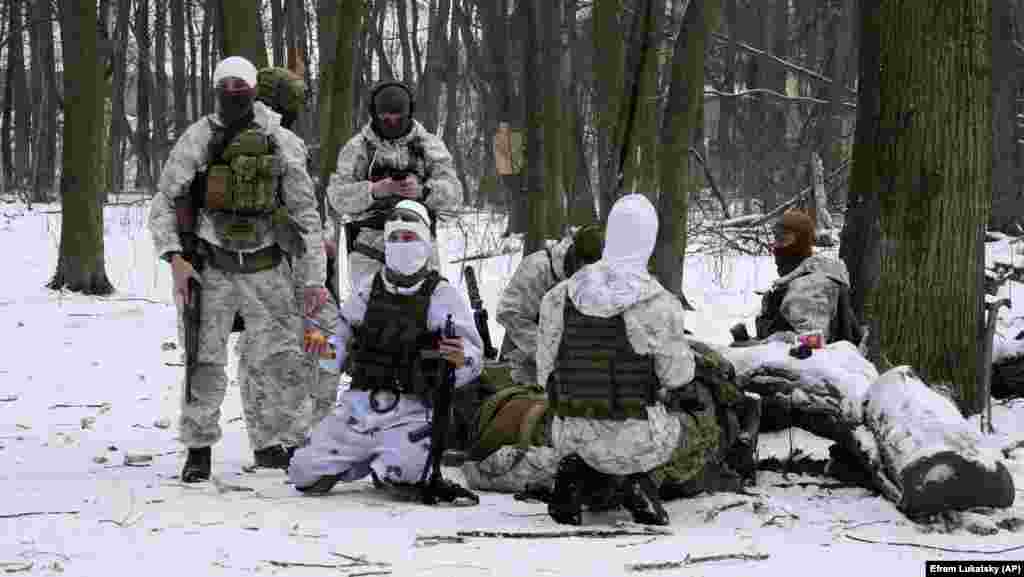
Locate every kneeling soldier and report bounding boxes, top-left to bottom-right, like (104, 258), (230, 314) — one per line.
(288, 200), (483, 500)
(537, 194), (694, 526)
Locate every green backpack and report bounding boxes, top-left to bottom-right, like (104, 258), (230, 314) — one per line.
(257, 67), (306, 120)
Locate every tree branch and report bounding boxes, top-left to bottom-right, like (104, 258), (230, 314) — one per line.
(709, 31), (857, 96)
(704, 87), (857, 110)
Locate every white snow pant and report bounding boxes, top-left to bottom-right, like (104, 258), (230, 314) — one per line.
(288, 392), (433, 489)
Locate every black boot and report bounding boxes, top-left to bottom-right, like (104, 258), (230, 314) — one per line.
(295, 473), (342, 495)
(548, 454), (587, 525)
(583, 470), (622, 513)
(253, 445), (291, 470)
(181, 447), (211, 483)
(623, 472), (670, 526)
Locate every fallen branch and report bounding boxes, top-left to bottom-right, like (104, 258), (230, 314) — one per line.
(844, 534), (1024, 554)
(347, 572), (391, 577)
(416, 527), (671, 545)
(0, 510), (80, 520)
(771, 481), (865, 490)
(329, 552), (391, 567)
(703, 500), (748, 522)
(718, 158), (851, 229)
(0, 561), (33, 573)
(627, 552), (770, 572)
(49, 403), (110, 409)
(266, 560), (364, 570)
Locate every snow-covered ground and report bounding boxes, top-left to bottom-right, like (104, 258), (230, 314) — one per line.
(3, 199), (1024, 576)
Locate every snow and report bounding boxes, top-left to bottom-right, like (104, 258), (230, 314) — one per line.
(4, 198), (1024, 576)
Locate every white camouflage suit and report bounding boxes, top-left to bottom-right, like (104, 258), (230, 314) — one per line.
(496, 237), (572, 385)
(234, 106), (341, 449)
(148, 100), (326, 450)
(326, 120), (462, 291)
(288, 272), (483, 488)
(537, 194), (692, 476)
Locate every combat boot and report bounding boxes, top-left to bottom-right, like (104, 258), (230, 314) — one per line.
(295, 473), (343, 495)
(181, 446), (211, 483)
(253, 444), (291, 470)
(548, 454), (587, 525)
(623, 472), (670, 526)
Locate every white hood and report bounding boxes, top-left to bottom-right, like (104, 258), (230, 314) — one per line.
(568, 194), (661, 317)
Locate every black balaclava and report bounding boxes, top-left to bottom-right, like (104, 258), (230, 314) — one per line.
(371, 84), (413, 141)
(217, 80), (255, 126)
(563, 223), (606, 278)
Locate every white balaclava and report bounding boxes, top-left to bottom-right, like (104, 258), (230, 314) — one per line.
(602, 193), (658, 273)
(384, 200), (433, 285)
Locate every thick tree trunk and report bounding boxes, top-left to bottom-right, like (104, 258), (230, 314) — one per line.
(218, 0), (269, 68)
(319, 0), (364, 202)
(153, 1), (169, 174)
(725, 344), (1015, 516)
(418, 0), (450, 133)
(593, 0), (623, 219)
(49, 0), (113, 295)
(271, 0), (285, 66)
(10, 0), (31, 196)
(542, 0), (564, 238)
(870, 1), (992, 410)
(108, 0), (131, 197)
(30, 0), (57, 201)
(522, 0), (545, 255)
(171, 0), (189, 133)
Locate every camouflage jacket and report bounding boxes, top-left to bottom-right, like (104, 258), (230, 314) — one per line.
(325, 120), (462, 252)
(536, 261), (696, 394)
(148, 101), (326, 288)
(496, 237), (573, 385)
(755, 253), (852, 343)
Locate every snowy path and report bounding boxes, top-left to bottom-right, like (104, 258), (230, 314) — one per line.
(3, 201), (1024, 576)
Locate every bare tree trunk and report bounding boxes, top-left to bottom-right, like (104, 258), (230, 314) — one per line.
(135, 0), (154, 192)
(218, 0), (269, 68)
(9, 0), (30, 197)
(445, 0), (468, 201)
(522, 0), (545, 254)
(593, 0), (623, 219)
(992, 0), (1022, 232)
(271, 0), (285, 66)
(171, 0), (189, 132)
(318, 0), (365, 199)
(655, 0), (717, 298)
(542, 0), (563, 236)
(869, 1), (992, 413)
(187, 0), (199, 121)
(397, 0), (414, 82)
(49, 0), (114, 295)
(418, 0), (450, 133)
(372, 0), (395, 81)
(108, 0), (131, 197)
(717, 0), (737, 200)
(30, 0), (57, 200)
(153, 0), (169, 174)
(2, 1), (13, 192)
(201, 0), (212, 116)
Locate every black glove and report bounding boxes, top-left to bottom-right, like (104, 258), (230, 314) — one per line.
(789, 344), (813, 360)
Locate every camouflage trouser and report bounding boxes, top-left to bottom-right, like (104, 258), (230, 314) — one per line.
(236, 282), (340, 450)
(177, 261), (306, 449)
(549, 404), (681, 476)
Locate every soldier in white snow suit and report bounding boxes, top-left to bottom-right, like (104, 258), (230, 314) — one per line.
(495, 224), (605, 386)
(326, 81), (462, 293)
(288, 200), (483, 498)
(234, 66), (342, 469)
(537, 193), (695, 526)
(148, 56), (328, 482)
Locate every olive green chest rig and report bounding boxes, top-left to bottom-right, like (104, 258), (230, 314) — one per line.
(201, 118), (284, 217)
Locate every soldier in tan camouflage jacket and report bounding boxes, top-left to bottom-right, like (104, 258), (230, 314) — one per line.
(147, 56), (327, 483)
(732, 209), (862, 347)
(326, 81), (462, 292)
(536, 194), (694, 526)
(495, 224), (604, 386)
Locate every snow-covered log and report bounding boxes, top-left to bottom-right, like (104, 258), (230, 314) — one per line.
(864, 366), (1015, 516)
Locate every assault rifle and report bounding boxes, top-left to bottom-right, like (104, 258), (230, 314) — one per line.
(183, 277), (202, 404)
(463, 266), (497, 360)
(416, 314), (480, 506)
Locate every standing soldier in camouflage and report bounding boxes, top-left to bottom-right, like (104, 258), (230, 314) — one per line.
(536, 194), (693, 526)
(232, 66), (341, 469)
(326, 81), (462, 292)
(496, 224), (604, 387)
(148, 56), (328, 482)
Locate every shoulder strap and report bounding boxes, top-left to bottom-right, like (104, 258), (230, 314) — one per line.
(418, 270), (445, 297)
(544, 247), (557, 281)
(207, 111), (257, 165)
(362, 137), (378, 180)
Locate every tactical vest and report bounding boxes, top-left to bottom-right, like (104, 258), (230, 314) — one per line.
(349, 271), (446, 399)
(549, 300), (659, 420)
(203, 122), (283, 216)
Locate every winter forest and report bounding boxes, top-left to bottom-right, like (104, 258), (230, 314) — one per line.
(2, 0), (1024, 575)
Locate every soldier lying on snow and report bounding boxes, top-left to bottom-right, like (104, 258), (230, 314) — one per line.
(288, 200), (482, 503)
(731, 208), (862, 350)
